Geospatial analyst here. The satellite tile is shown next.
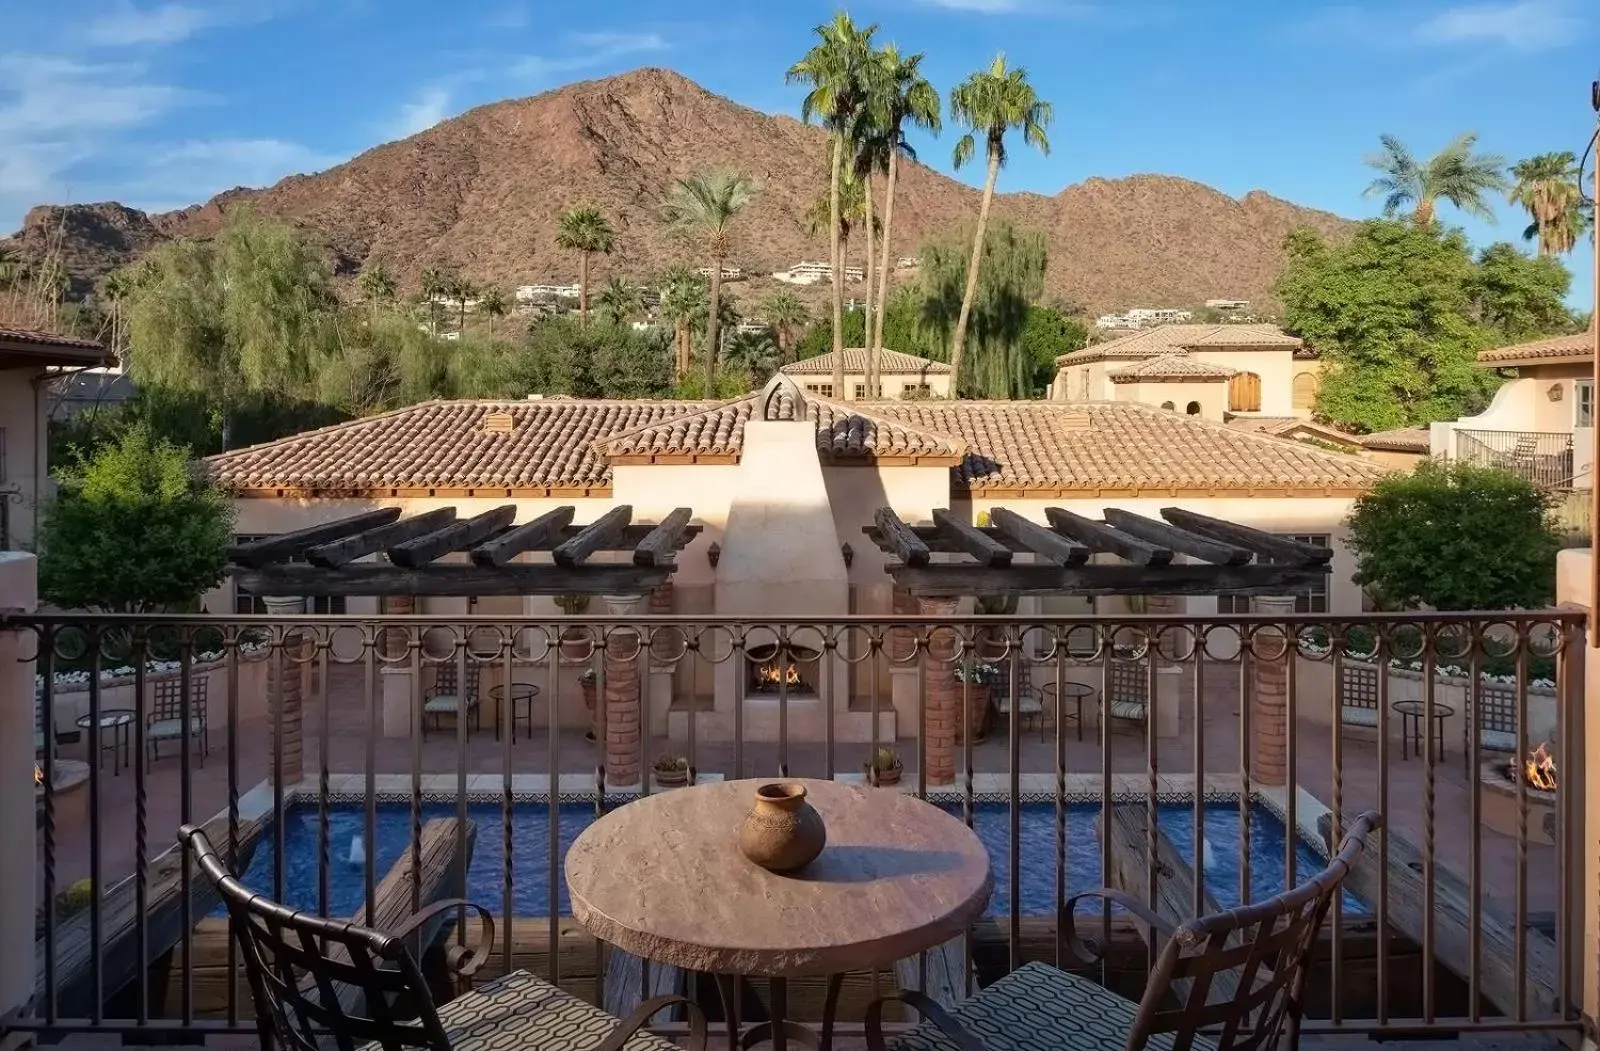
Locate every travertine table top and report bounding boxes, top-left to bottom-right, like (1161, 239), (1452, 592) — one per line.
(565, 778), (993, 977)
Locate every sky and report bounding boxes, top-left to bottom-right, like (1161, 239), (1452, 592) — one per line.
(4, 0), (1597, 309)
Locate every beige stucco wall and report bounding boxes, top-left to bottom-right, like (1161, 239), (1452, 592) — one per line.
(1430, 364), (1593, 484)
(1115, 379), (1228, 419)
(1188, 348), (1297, 416)
(1364, 449), (1425, 472)
(0, 367), (48, 550)
(793, 370), (952, 401)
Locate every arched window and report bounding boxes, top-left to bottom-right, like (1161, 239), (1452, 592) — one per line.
(1292, 371), (1319, 412)
(1186, 401), (1202, 415)
(1160, 401), (1175, 411)
(1228, 371), (1262, 412)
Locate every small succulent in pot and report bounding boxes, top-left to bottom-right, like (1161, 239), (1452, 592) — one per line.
(653, 754), (690, 786)
(864, 746), (903, 786)
(578, 666), (598, 710)
(954, 660), (1002, 685)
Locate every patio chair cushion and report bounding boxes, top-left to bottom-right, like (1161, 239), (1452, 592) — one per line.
(1340, 705), (1379, 729)
(1108, 700), (1146, 721)
(424, 695), (477, 715)
(382, 968), (674, 1051)
(887, 961), (1215, 1051)
(1480, 730), (1518, 752)
(148, 717), (205, 740)
(994, 694), (1043, 716)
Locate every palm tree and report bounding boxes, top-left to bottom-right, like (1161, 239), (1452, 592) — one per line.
(658, 266), (704, 383)
(724, 330), (778, 389)
(555, 206), (616, 326)
(99, 268), (135, 356)
(420, 266), (449, 336)
(0, 246), (23, 290)
(1363, 133), (1509, 227)
(1509, 151), (1587, 256)
(948, 53), (1052, 395)
(805, 173), (870, 285)
(478, 287), (509, 336)
(358, 262), (398, 311)
(661, 170), (756, 394)
(788, 12), (878, 401)
(596, 277), (645, 326)
(761, 289), (810, 365)
(449, 276), (477, 334)
(865, 45), (940, 392)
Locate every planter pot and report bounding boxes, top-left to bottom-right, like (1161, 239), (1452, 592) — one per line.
(865, 764), (903, 787)
(654, 766), (689, 788)
(560, 629), (591, 663)
(738, 782), (827, 873)
(955, 684), (992, 745)
(580, 682), (597, 711)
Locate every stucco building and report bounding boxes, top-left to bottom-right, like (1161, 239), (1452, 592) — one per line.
(780, 348), (953, 401)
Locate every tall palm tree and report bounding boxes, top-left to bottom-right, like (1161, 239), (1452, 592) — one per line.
(761, 289), (809, 365)
(478, 287), (509, 336)
(865, 45), (940, 391)
(0, 246), (23, 290)
(358, 262), (398, 310)
(1509, 151), (1587, 256)
(805, 172), (870, 283)
(723, 330), (778, 389)
(449, 275), (477, 333)
(948, 53), (1052, 395)
(788, 12), (878, 401)
(658, 266), (703, 383)
(555, 206), (616, 326)
(596, 277), (645, 326)
(419, 266), (449, 336)
(99, 268), (135, 357)
(1363, 133), (1509, 227)
(661, 170), (756, 394)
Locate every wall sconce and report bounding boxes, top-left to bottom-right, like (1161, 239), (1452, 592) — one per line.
(1548, 383), (1564, 402)
(707, 541), (721, 569)
(840, 542), (854, 568)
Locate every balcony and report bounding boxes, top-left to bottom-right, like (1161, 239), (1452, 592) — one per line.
(1454, 429), (1575, 489)
(8, 608), (1589, 1047)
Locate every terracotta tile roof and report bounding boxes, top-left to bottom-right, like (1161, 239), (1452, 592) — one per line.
(1056, 324), (1301, 365)
(782, 348), (952, 375)
(1360, 427), (1431, 453)
(1477, 331), (1596, 366)
(868, 401), (1387, 492)
(1107, 355), (1236, 382)
(1225, 416), (1365, 449)
(0, 326), (104, 351)
(598, 395), (967, 462)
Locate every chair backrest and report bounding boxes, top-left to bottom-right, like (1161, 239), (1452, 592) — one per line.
(1475, 682), (1518, 738)
(1126, 811), (1381, 1051)
(431, 660), (482, 698)
(1109, 658), (1148, 703)
(180, 825), (451, 1051)
(151, 677), (208, 726)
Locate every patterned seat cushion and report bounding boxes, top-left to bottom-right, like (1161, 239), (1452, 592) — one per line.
(1108, 700), (1146, 722)
(1480, 730), (1518, 752)
(424, 695), (476, 715)
(148, 717), (205, 740)
(1340, 706), (1379, 728)
(888, 962), (1215, 1051)
(395, 969), (674, 1051)
(995, 695), (1043, 716)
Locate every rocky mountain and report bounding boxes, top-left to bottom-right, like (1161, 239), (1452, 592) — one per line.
(3, 67), (1350, 312)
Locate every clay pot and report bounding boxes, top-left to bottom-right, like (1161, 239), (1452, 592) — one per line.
(560, 628), (591, 662)
(580, 681), (597, 711)
(865, 763), (902, 787)
(738, 782), (826, 873)
(955, 684), (991, 745)
(654, 763), (689, 787)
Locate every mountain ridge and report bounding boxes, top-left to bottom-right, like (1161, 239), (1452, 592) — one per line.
(4, 66), (1352, 313)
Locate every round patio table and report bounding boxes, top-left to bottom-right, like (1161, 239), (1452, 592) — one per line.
(76, 709), (135, 776)
(565, 777), (992, 1051)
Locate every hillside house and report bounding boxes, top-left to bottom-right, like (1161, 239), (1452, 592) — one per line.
(780, 349), (953, 401)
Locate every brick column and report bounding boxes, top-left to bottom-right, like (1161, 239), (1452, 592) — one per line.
(919, 596), (960, 786)
(1251, 596), (1296, 788)
(1144, 595), (1185, 662)
(889, 585), (918, 661)
(379, 593), (414, 659)
(264, 596), (307, 785)
(648, 583), (677, 666)
(602, 595), (644, 787)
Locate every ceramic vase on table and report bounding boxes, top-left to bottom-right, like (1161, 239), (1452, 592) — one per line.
(738, 782), (826, 873)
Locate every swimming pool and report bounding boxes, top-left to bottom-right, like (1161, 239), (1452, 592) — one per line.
(232, 799), (1358, 919)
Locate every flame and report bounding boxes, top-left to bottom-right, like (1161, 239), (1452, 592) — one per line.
(756, 661), (802, 687)
(35, 764), (44, 786)
(1514, 743), (1557, 792)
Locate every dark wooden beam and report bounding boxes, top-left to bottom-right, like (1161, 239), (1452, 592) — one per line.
(1159, 507), (1333, 565)
(986, 508), (1089, 567)
(1044, 507), (1171, 566)
(1102, 508), (1253, 566)
(931, 508), (1013, 567)
(388, 505), (517, 568)
(887, 562), (1329, 597)
(305, 508), (458, 568)
(550, 524), (702, 549)
(229, 563), (673, 598)
(553, 505), (634, 568)
(632, 507), (694, 567)
(871, 508), (931, 568)
(468, 506), (575, 567)
(229, 509), (401, 568)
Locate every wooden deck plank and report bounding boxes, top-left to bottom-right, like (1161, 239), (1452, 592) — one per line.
(894, 935), (977, 1011)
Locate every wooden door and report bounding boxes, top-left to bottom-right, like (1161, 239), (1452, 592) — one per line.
(1229, 371), (1262, 412)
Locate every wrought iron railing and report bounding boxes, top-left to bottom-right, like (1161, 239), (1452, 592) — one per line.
(7, 610), (1587, 1042)
(1454, 429), (1575, 489)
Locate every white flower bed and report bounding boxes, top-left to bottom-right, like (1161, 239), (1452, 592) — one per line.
(39, 643), (267, 693)
(1298, 640), (1555, 693)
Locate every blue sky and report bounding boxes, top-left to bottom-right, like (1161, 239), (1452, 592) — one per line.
(4, 0), (1596, 308)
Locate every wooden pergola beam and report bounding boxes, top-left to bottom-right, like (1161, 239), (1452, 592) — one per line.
(229, 509), (401, 568)
(932, 508), (1013, 567)
(633, 507), (694, 567)
(1159, 507), (1332, 565)
(872, 508), (931, 567)
(388, 505), (517, 568)
(553, 505), (633, 568)
(1103, 508), (1253, 566)
(229, 563), (672, 598)
(888, 563), (1330, 598)
(306, 508), (457, 568)
(986, 508), (1090, 566)
(1045, 507), (1171, 566)
(469, 506), (575, 567)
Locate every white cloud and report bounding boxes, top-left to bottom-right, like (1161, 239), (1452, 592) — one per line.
(384, 85), (454, 140)
(485, 4), (529, 30)
(1413, 0), (1582, 51)
(87, 2), (214, 46)
(0, 54), (200, 136)
(512, 31), (669, 79)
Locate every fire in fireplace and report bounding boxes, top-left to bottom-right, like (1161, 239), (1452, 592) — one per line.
(746, 643), (818, 695)
(1512, 743), (1557, 792)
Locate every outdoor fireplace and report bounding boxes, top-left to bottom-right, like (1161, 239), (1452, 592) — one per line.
(746, 643), (819, 697)
(1512, 742), (1557, 792)
(1479, 743), (1558, 846)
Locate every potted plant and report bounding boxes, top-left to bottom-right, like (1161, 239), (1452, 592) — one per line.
(953, 660), (1002, 743)
(864, 747), (902, 786)
(974, 592), (1019, 659)
(556, 594), (591, 661)
(578, 667), (597, 709)
(653, 754), (690, 787)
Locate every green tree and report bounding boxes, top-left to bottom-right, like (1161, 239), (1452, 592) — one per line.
(358, 262), (398, 310)
(723, 330), (778, 389)
(916, 219), (1047, 398)
(37, 423), (234, 613)
(448, 275), (477, 333)
(1020, 305), (1088, 393)
(657, 266), (704, 384)
(1470, 242), (1577, 341)
(1363, 132), (1508, 227)
(1346, 459), (1560, 611)
(862, 44), (940, 393)
(1509, 152), (1589, 256)
(478, 287), (509, 336)
(515, 315), (672, 398)
(419, 266), (449, 336)
(760, 289), (810, 364)
(595, 277), (645, 327)
(555, 206), (616, 326)
(661, 170), (756, 394)
(0, 246), (23, 289)
(123, 211), (334, 449)
(789, 12), (878, 400)
(948, 53), (1052, 395)
(98, 268), (135, 357)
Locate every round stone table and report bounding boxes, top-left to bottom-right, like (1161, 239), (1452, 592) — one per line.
(565, 777), (993, 1051)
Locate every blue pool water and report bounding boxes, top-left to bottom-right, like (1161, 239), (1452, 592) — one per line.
(233, 800), (1359, 918)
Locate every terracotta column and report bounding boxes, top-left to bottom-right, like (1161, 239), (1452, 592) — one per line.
(1251, 595), (1296, 788)
(889, 585), (918, 661)
(648, 583), (677, 666)
(918, 595), (960, 786)
(263, 596), (307, 785)
(602, 595), (644, 787)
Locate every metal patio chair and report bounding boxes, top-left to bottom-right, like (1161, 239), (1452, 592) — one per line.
(180, 824), (707, 1051)
(148, 676), (209, 768)
(868, 811), (1381, 1051)
(423, 660), (482, 740)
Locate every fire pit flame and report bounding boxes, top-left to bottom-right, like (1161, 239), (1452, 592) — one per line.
(756, 661), (802, 687)
(1514, 743), (1557, 793)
